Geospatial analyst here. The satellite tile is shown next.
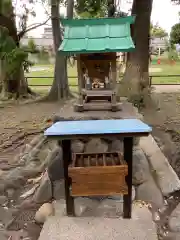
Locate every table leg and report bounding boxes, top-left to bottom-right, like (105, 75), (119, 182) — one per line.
(61, 140), (75, 216)
(123, 137), (133, 219)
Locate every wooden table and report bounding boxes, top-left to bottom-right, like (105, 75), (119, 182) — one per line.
(44, 119), (151, 219)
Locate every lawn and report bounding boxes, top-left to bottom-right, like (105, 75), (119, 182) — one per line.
(26, 59), (180, 87)
(26, 64), (78, 87)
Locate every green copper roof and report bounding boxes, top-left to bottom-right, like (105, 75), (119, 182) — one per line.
(59, 16), (135, 54)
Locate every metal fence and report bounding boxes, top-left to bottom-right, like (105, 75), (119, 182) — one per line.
(26, 75), (180, 87)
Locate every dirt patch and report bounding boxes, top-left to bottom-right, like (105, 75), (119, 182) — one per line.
(0, 100), (64, 240)
(142, 91), (180, 177)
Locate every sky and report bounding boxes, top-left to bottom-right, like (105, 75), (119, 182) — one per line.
(23, 0), (180, 37)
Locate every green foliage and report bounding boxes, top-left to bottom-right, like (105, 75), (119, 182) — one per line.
(75, 0), (107, 18)
(0, 27), (31, 78)
(170, 23), (180, 45)
(27, 38), (38, 53)
(168, 49), (179, 61)
(150, 23), (168, 38)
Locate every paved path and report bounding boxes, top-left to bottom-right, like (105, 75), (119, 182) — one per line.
(38, 204), (157, 240)
(153, 85), (180, 93)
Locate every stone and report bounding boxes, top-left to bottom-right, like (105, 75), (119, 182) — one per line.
(0, 196), (8, 205)
(71, 140), (84, 153)
(21, 162), (41, 178)
(110, 140), (123, 152)
(75, 197), (99, 217)
(0, 170), (5, 178)
(6, 188), (15, 198)
(136, 176), (164, 209)
(0, 206), (13, 225)
(84, 138), (108, 153)
(140, 135), (180, 196)
(35, 203), (54, 224)
(37, 148), (51, 162)
(53, 198), (99, 217)
(52, 180), (65, 200)
(169, 203), (180, 232)
(4, 167), (26, 188)
(29, 134), (45, 148)
(96, 198), (123, 217)
(132, 148), (151, 185)
(0, 183), (5, 194)
(33, 172), (52, 203)
(47, 146), (64, 181)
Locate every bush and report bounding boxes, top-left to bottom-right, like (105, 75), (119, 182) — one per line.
(168, 49), (179, 61)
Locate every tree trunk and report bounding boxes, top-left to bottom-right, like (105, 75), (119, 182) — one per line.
(120, 0), (153, 106)
(67, 0), (74, 19)
(46, 0), (70, 101)
(0, 12), (32, 98)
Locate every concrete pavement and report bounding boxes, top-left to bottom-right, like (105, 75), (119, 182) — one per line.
(38, 203), (158, 240)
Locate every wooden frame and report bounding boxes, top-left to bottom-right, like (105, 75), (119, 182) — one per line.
(60, 136), (133, 219)
(74, 52), (120, 112)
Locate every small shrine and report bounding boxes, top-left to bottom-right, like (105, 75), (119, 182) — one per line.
(59, 16), (135, 112)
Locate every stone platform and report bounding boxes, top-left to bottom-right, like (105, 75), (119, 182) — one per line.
(38, 204), (158, 240)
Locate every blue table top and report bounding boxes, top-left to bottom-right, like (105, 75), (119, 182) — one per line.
(44, 119), (152, 138)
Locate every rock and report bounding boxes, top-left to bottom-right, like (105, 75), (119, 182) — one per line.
(132, 148), (151, 185)
(35, 203), (54, 224)
(33, 173), (52, 203)
(71, 140), (84, 153)
(136, 176), (164, 209)
(53, 198), (99, 217)
(37, 148), (51, 162)
(107, 186), (135, 202)
(19, 199), (36, 210)
(85, 138), (108, 153)
(47, 146), (64, 181)
(4, 168), (26, 188)
(0, 170), (5, 178)
(6, 188), (15, 198)
(21, 162), (41, 178)
(169, 203), (180, 232)
(96, 198), (123, 217)
(29, 134), (45, 148)
(140, 135), (180, 196)
(110, 140), (123, 152)
(0, 183), (5, 194)
(0, 196), (7, 205)
(75, 197), (99, 217)
(52, 180), (65, 200)
(0, 206), (13, 225)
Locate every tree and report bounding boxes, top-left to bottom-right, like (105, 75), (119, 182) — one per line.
(28, 38), (37, 53)
(0, 0), (50, 99)
(0, 27), (29, 99)
(45, 0), (73, 101)
(120, 0), (153, 107)
(75, 0), (107, 18)
(170, 23), (180, 45)
(150, 23), (168, 38)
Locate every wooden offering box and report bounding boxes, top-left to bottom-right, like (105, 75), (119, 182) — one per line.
(68, 152), (128, 197)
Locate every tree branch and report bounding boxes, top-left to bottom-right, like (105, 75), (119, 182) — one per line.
(18, 17), (51, 39)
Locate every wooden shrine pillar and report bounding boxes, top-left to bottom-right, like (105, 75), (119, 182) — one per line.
(111, 59), (117, 106)
(77, 55), (83, 105)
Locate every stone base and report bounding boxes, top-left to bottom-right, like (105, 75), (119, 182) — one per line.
(38, 204), (157, 240)
(74, 101), (122, 112)
(74, 104), (84, 112)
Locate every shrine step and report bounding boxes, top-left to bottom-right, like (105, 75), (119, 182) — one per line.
(38, 204), (157, 240)
(83, 102), (121, 111)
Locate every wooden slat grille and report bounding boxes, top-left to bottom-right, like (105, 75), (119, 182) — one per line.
(71, 152), (126, 168)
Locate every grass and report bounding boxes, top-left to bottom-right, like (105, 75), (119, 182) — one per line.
(26, 64), (78, 87)
(26, 57), (180, 87)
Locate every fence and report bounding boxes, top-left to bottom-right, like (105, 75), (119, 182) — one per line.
(26, 75), (180, 87)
